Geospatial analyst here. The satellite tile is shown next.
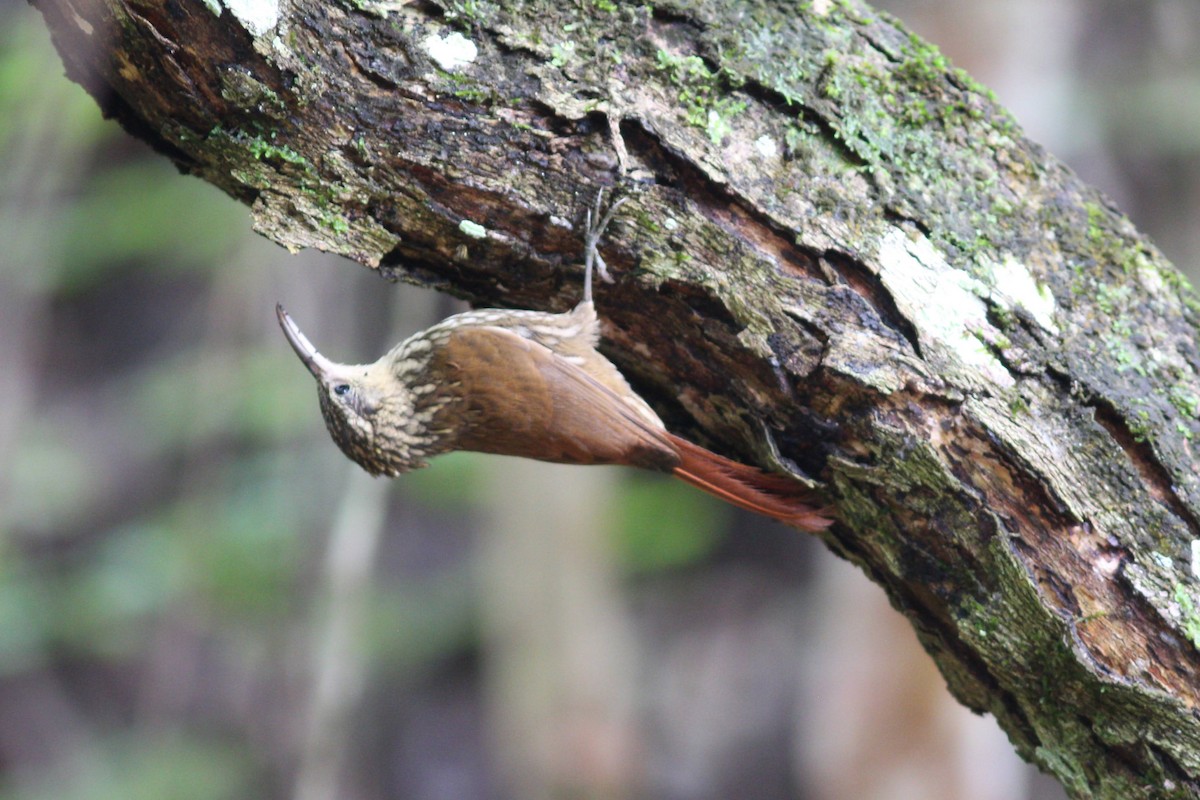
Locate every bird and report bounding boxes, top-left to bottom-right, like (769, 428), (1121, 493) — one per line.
(276, 195), (830, 530)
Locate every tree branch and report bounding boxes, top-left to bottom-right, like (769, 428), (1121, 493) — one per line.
(32, 0), (1200, 796)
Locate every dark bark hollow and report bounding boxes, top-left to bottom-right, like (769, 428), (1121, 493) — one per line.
(31, 0), (1200, 796)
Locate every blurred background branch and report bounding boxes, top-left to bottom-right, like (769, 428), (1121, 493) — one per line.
(3, 0), (1198, 798)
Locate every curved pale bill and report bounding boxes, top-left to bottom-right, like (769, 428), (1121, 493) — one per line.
(275, 303), (339, 379)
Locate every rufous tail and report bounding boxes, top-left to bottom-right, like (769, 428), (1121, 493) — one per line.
(666, 433), (831, 531)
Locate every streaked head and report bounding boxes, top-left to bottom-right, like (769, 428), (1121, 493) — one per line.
(275, 304), (421, 476)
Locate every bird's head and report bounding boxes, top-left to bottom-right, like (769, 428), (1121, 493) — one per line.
(275, 304), (429, 476)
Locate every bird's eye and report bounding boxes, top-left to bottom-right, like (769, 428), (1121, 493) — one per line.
(334, 384), (351, 396)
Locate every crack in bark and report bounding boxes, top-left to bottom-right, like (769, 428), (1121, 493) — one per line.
(1042, 365), (1200, 543)
(1089, 395), (1200, 541)
(950, 400), (1200, 706)
(820, 250), (923, 358)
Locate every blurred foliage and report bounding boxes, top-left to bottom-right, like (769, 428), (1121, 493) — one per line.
(0, 20), (102, 155)
(0, 11), (314, 798)
(58, 161), (248, 293)
(8, 735), (259, 800)
(403, 451), (723, 573)
(616, 475), (724, 573)
(398, 450), (486, 508)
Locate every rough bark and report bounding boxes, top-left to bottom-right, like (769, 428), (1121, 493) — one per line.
(31, 0), (1200, 796)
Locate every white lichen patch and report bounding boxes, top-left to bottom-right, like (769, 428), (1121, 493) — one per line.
(753, 134), (779, 159)
(876, 227), (1014, 389)
(1192, 540), (1200, 579)
(199, 0), (222, 16)
(221, 0), (279, 36)
(423, 31), (478, 71)
(986, 255), (1059, 335)
(459, 219), (487, 239)
(1096, 552), (1122, 575)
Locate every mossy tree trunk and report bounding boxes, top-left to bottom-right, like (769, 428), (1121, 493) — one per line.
(32, 0), (1200, 796)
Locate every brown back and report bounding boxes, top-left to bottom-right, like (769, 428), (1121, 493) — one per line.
(433, 326), (679, 471)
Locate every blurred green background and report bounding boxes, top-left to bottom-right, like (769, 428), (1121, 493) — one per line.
(2, 1), (1197, 799)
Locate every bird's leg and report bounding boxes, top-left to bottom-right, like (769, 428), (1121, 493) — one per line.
(582, 188), (627, 304)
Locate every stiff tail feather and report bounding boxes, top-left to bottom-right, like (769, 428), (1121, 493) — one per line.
(666, 433), (831, 531)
